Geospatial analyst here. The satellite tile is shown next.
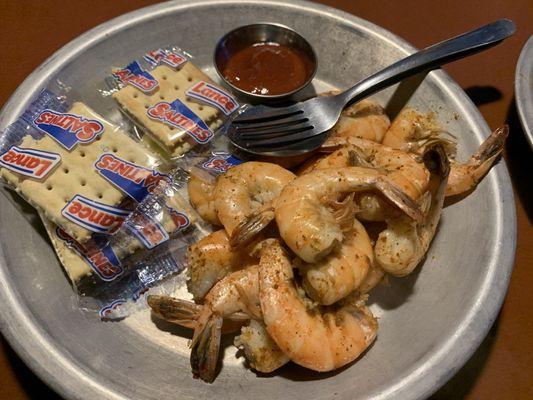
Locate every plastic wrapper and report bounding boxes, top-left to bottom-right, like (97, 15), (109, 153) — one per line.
(81, 239), (191, 319)
(36, 166), (208, 281)
(80, 169), (212, 319)
(0, 89), (209, 313)
(0, 89), (171, 245)
(0, 50), (244, 319)
(104, 46), (241, 159)
(107, 167), (210, 255)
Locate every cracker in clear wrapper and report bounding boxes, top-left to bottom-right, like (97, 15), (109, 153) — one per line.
(0, 90), (206, 299)
(86, 239), (191, 320)
(38, 171), (208, 319)
(0, 49), (242, 318)
(40, 214), (99, 283)
(39, 177), (202, 283)
(109, 47), (239, 157)
(0, 91), (166, 243)
(40, 213), (124, 283)
(108, 168), (209, 255)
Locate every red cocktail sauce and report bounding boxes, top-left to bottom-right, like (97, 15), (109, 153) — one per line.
(222, 42), (314, 95)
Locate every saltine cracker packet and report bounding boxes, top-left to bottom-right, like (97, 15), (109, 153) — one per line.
(0, 90), (203, 291)
(37, 181), (206, 319)
(80, 174), (210, 319)
(40, 214), (124, 283)
(0, 90), (169, 244)
(107, 47), (240, 158)
(35, 172), (203, 285)
(108, 167), (210, 253)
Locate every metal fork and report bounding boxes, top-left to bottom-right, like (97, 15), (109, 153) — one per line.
(228, 19), (515, 156)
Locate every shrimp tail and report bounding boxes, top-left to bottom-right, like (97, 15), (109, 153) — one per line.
(473, 125), (508, 163)
(420, 142), (450, 231)
(464, 125), (507, 180)
(229, 208), (274, 248)
(407, 143), (450, 271)
(446, 126), (507, 196)
(375, 179), (424, 223)
(190, 315), (223, 383)
(147, 295), (201, 329)
(424, 143), (451, 186)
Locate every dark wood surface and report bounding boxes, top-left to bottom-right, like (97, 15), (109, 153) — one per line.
(0, 1), (531, 399)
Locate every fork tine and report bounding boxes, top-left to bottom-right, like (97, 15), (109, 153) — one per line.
(230, 130), (328, 156)
(237, 121), (312, 139)
(243, 134), (326, 153)
(232, 105), (303, 124)
(241, 127), (319, 147)
(233, 115), (309, 133)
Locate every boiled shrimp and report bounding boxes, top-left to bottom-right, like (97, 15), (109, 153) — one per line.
(375, 144), (450, 276)
(330, 99), (390, 143)
(317, 138), (430, 221)
(275, 166), (422, 263)
(234, 319), (290, 373)
(214, 161), (295, 246)
(149, 265), (261, 382)
(295, 99), (390, 176)
(322, 137), (430, 198)
(187, 229), (257, 301)
(259, 241), (377, 372)
(318, 90), (389, 143)
(384, 109), (507, 196)
(327, 125), (508, 198)
(296, 219), (373, 305)
(381, 107), (456, 156)
(188, 171), (221, 226)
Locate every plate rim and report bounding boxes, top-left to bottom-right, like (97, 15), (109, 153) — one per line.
(0, 1), (517, 399)
(515, 35), (533, 148)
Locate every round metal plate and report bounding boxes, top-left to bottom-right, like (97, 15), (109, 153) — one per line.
(0, 1), (516, 399)
(515, 35), (533, 148)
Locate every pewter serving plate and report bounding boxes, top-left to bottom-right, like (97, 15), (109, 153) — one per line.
(0, 1), (516, 399)
(515, 35), (533, 148)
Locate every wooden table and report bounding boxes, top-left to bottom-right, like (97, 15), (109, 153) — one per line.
(1, 1), (531, 398)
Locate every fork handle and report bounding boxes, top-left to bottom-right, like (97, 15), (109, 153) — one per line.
(339, 19), (515, 106)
